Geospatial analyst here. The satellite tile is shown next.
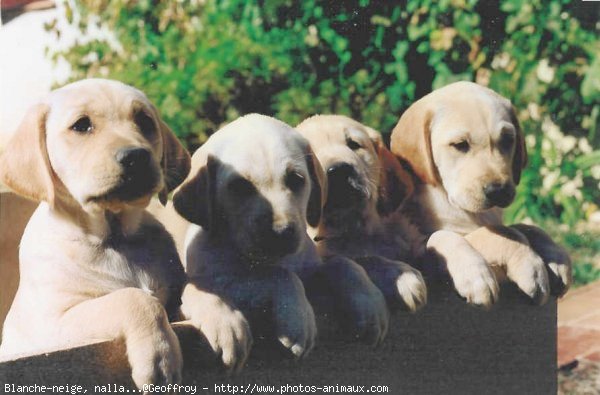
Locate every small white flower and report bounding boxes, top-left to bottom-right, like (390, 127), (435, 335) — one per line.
(591, 165), (600, 180)
(542, 139), (552, 152)
(527, 103), (541, 121)
(558, 135), (577, 153)
(305, 25), (319, 47)
(491, 52), (510, 70)
(542, 117), (562, 141)
(578, 138), (593, 154)
(537, 59), (555, 83)
(526, 134), (536, 148)
(559, 173), (583, 200)
(542, 169), (560, 193)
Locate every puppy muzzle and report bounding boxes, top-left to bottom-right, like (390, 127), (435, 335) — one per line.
(258, 224), (299, 257)
(483, 182), (515, 208)
(326, 162), (367, 205)
(95, 147), (160, 202)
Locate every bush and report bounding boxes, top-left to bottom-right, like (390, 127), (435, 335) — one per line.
(51, 0), (599, 226)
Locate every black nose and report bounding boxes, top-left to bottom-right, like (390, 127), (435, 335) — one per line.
(274, 224), (296, 242)
(116, 147), (152, 174)
(327, 162), (356, 181)
(263, 223), (298, 256)
(483, 182), (514, 207)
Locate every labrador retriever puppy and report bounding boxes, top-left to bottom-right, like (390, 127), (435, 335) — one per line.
(390, 81), (571, 307)
(0, 79), (250, 390)
(296, 115), (427, 312)
(173, 114), (389, 354)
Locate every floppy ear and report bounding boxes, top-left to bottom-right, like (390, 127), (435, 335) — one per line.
(390, 103), (439, 186)
(510, 106), (528, 185)
(367, 128), (414, 216)
(305, 145), (327, 227)
(172, 151), (216, 230)
(0, 103), (57, 206)
(157, 118), (191, 205)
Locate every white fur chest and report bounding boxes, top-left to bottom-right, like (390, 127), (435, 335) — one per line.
(19, 205), (166, 302)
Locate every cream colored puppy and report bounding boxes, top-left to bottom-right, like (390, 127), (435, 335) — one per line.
(391, 81), (571, 307)
(0, 79), (250, 390)
(296, 115), (427, 312)
(173, 114), (389, 354)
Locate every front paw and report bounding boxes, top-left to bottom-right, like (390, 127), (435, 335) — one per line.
(546, 255), (572, 297)
(450, 257), (499, 309)
(345, 283), (389, 347)
(507, 248), (550, 305)
(182, 287), (253, 373)
(128, 324), (183, 393)
(394, 265), (427, 312)
(274, 296), (317, 359)
(510, 223), (572, 297)
(357, 257), (427, 312)
(191, 302), (252, 373)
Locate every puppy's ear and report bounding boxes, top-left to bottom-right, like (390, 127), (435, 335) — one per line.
(0, 103), (57, 206)
(367, 128), (414, 216)
(305, 145), (327, 227)
(510, 106), (528, 185)
(390, 103), (439, 186)
(157, 118), (191, 205)
(173, 151), (216, 230)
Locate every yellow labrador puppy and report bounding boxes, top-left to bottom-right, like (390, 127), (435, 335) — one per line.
(296, 115), (427, 312)
(0, 79), (250, 390)
(390, 81), (571, 307)
(173, 114), (389, 354)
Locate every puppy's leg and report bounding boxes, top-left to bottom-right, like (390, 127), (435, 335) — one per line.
(307, 256), (389, 347)
(216, 267), (317, 359)
(270, 268), (317, 358)
(427, 230), (499, 308)
(355, 256), (427, 312)
(180, 282), (252, 373)
(464, 226), (550, 305)
(58, 288), (182, 392)
(511, 224), (572, 296)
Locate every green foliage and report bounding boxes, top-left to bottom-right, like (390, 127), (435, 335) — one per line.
(574, 262), (600, 287)
(544, 221), (600, 287)
(53, 0), (599, 225)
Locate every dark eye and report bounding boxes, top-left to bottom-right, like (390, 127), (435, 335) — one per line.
(499, 133), (515, 151)
(229, 177), (254, 198)
(285, 171), (305, 192)
(70, 116), (93, 133)
(346, 138), (362, 150)
(450, 140), (470, 153)
(134, 111), (156, 136)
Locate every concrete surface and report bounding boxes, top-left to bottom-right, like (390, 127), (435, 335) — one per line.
(0, 282), (557, 395)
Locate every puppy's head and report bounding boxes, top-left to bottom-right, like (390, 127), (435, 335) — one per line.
(297, 115), (413, 227)
(0, 79), (190, 213)
(391, 81), (526, 213)
(174, 114), (325, 261)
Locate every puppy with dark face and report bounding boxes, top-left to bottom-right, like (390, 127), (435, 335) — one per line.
(173, 114), (389, 356)
(391, 81), (571, 307)
(0, 79), (249, 390)
(297, 115), (427, 312)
